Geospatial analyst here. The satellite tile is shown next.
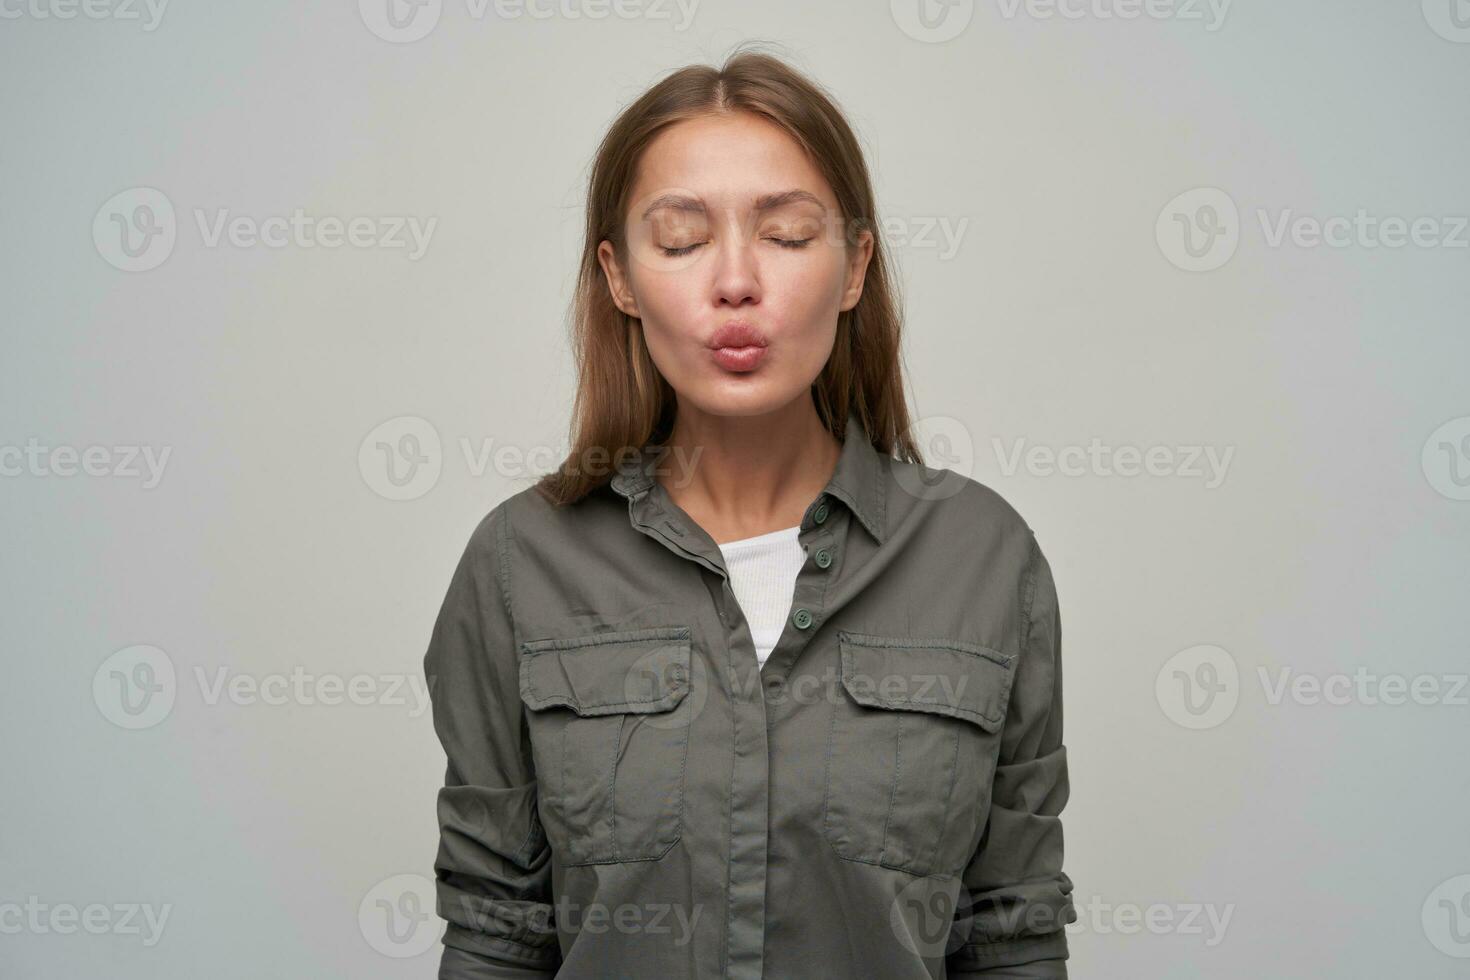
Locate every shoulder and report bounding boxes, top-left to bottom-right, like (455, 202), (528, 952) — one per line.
(463, 479), (623, 553)
(886, 454), (1041, 547)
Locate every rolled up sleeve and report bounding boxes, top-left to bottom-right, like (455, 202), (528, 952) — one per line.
(947, 534), (1075, 977)
(423, 505), (562, 978)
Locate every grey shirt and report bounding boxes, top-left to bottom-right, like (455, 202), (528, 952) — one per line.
(424, 408), (1075, 979)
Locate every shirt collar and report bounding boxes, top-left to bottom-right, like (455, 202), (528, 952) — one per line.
(609, 407), (888, 545)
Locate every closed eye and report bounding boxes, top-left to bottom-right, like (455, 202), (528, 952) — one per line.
(660, 237), (813, 257)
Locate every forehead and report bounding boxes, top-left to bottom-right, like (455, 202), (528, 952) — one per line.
(629, 111), (837, 212)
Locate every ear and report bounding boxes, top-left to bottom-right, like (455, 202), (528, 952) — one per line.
(838, 227), (874, 312)
(597, 240), (640, 318)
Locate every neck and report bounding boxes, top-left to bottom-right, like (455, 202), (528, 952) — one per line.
(657, 398), (840, 545)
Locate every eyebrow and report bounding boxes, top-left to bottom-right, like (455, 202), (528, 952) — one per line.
(640, 189), (825, 221)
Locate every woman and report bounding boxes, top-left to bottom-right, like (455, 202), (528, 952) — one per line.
(424, 47), (1074, 979)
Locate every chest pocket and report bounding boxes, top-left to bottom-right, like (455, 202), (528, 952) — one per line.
(518, 625), (692, 866)
(823, 630), (1017, 879)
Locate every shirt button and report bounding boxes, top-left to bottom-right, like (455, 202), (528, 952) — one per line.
(814, 548), (832, 569)
(792, 607), (813, 629)
(813, 501), (830, 525)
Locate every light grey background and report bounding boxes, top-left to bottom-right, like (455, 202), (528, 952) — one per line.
(3, 1), (1468, 977)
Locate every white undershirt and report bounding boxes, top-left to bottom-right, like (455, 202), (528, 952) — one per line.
(716, 524), (805, 667)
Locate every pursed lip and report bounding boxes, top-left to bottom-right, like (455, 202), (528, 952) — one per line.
(707, 321), (769, 373)
(707, 321), (769, 351)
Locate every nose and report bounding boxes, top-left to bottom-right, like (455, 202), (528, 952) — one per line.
(711, 213), (761, 308)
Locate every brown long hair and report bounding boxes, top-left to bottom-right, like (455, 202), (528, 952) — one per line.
(535, 43), (922, 506)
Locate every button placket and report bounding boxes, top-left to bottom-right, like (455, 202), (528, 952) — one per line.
(761, 508), (843, 689)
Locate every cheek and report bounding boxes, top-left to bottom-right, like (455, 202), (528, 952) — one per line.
(627, 263), (696, 328)
(632, 278), (706, 376)
(764, 248), (849, 327)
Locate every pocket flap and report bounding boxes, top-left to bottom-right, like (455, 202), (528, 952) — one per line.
(519, 626), (691, 716)
(837, 630), (1016, 733)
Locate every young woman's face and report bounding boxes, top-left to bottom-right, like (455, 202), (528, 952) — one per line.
(599, 111), (873, 420)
